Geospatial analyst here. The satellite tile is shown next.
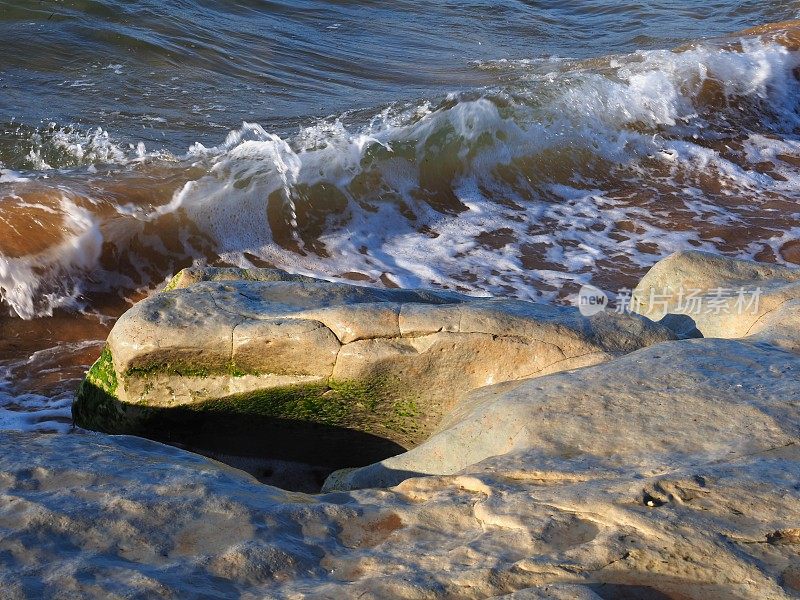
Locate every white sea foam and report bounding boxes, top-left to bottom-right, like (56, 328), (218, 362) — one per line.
(0, 169), (29, 183)
(0, 369), (73, 433)
(2, 34), (799, 317)
(169, 36), (800, 300)
(0, 401), (73, 433)
(0, 195), (103, 318)
(0, 339), (103, 432)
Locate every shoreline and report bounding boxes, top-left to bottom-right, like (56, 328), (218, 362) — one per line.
(1, 251), (798, 598)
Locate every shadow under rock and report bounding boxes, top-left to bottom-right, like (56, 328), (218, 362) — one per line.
(658, 313), (703, 339)
(150, 410), (407, 493)
(588, 584), (678, 600)
(75, 385), (408, 493)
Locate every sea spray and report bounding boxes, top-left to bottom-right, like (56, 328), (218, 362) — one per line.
(1, 29), (799, 318)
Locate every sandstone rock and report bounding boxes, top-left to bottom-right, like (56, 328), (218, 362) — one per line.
(1, 420), (797, 598)
(325, 334), (800, 491)
(6, 254), (799, 598)
(631, 250), (800, 340)
(329, 254), (800, 492)
(73, 267), (674, 457)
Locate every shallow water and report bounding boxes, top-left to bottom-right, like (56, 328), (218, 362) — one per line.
(1, 1), (800, 431)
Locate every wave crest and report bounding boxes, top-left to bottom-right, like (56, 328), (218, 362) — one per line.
(2, 24), (800, 318)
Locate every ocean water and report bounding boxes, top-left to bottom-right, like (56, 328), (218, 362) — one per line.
(2, 1), (800, 431)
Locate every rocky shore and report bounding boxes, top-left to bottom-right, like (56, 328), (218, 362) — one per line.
(2, 251), (799, 599)
(72, 263), (674, 490)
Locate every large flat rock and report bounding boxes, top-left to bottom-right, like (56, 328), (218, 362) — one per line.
(73, 267), (674, 456)
(7, 253), (800, 598)
(2, 413), (798, 598)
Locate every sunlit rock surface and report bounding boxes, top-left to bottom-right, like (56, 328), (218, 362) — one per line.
(632, 250), (800, 341)
(2, 416), (798, 598)
(72, 266), (673, 475)
(2, 253), (797, 598)
(326, 335), (799, 492)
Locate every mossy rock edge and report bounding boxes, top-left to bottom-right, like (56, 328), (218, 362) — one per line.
(73, 348), (423, 447)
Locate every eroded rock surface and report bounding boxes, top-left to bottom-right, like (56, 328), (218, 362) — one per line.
(27, 253), (797, 598)
(632, 250), (800, 341)
(326, 336), (800, 491)
(73, 267), (673, 454)
(333, 253), (800, 491)
(2, 414), (798, 598)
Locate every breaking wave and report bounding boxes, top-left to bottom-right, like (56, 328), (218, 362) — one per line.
(2, 23), (800, 319)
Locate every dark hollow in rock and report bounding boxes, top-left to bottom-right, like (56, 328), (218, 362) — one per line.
(75, 378), (406, 493)
(588, 583), (683, 600)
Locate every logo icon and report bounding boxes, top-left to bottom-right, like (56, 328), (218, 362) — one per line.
(575, 284), (608, 316)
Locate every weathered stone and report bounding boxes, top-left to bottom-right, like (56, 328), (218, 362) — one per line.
(231, 318), (340, 376)
(632, 250), (800, 339)
(74, 267), (674, 452)
(9, 252), (800, 597)
(327, 335), (799, 491)
(163, 265), (320, 290)
(4, 412), (799, 598)
(330, 253), (800, 492)
(107, 287), (239, 374)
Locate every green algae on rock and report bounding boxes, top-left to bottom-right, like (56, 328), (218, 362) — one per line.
(24, 251), (800, 598)
(73, 266), (675, 472)
(73, 347), (126, 432)
(75, 361), (422, 447)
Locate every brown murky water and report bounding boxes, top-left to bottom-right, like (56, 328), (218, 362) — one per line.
(1, 6), (799, 431)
